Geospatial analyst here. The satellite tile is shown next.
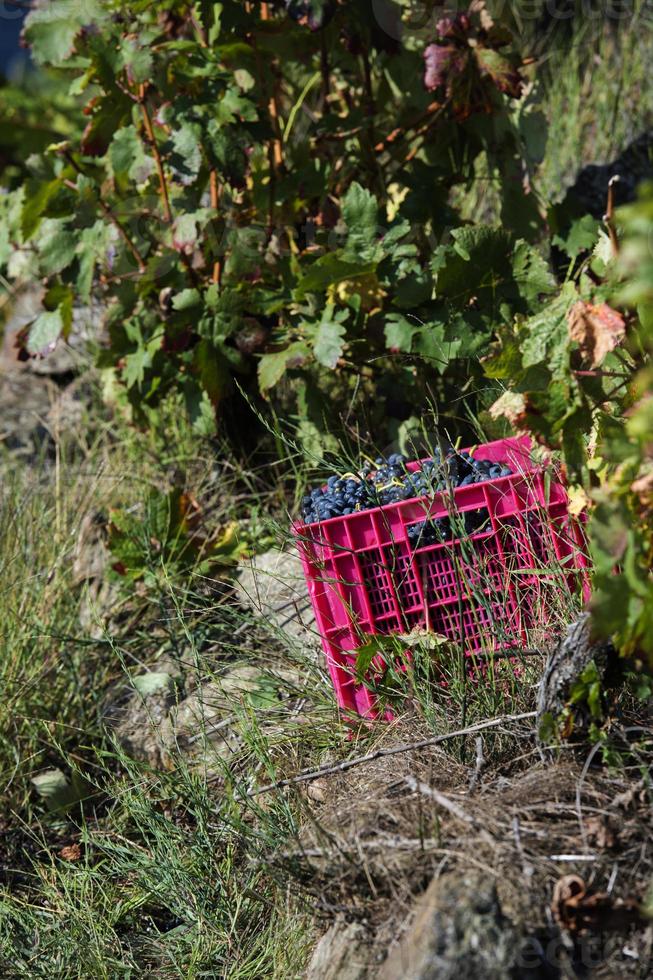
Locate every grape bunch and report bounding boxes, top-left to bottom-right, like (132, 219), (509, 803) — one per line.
(406, 518), (450, 547)
(299, 447), (513, 526)
(406, 507), (490, 548)
(281, 0), (336, 30)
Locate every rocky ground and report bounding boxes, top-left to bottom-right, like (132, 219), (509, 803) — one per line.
(0, 290), (93, 459)
(93, 546), (653, 979)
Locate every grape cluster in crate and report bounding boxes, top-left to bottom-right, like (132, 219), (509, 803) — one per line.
(300, 445), (513, 527)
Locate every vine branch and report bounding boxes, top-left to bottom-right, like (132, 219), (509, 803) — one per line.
(62, 170), (146, 274)
(138, 84), (173, 224)
(604, 174), (620, 257)
(210, 170), (222, 286)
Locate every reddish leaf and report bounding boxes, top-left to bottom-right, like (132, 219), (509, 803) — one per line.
(475, 46), (523, 98)
(551, 875), (643, 935)
(567, 301), (626, 367)
(60, 843), (82, 862)
(423, 44), (465, 92)
(80, 96), (130, 157)
(436, 14), (470, 39)
(631, 468), (653, 508)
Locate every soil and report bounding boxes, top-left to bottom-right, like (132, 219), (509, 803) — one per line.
(289, 717), (653, 978)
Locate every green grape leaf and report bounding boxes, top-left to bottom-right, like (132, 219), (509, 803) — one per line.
(294, 253), (377, 300)
(312, 307), (348, 369)
(184, 379), (219, 437)
(414, 322), (462, 374)
(119, 37), (154, 84)
(385, 313), (417, 352)
(169, 123), (203, 186)
(21, 178), (63, 239)
(258, 342), (309, 392)
(122, 329), (162, 389)
(110, 125), (155, 183)
(44, 284), (74, 336)
(482, 336), (523, 380)
(37, 219), (77, 275)
(172, 211), (212, 254)
(433, 226), (514, 310)
(511, 239), (556, 308)
(206, 124), (248, 186)
(23, 0), (102, 66)
(355, 630), (447, 683)
(122, 347), (152, 389)
(76, 221), (114, 301)
(552, 215), (601, 261)
(173, 288), (202, 311)
(194, 339), (231, 404)
(216, 86), (258, 124)
(27, 309), (64, 355)
(521, 283), (577, 374)
(342, 182), (380, 262)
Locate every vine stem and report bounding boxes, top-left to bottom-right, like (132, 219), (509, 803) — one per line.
(139, 84), (173, 224)
(261, 3), (283, 169)
(604, 175), (620, 257)
(256, 3), (282, 235)
(62, 175), (146, 274)
(191, 4), (223, 285)
(210, 170), (222, 286)
(320, 29), (330, 102)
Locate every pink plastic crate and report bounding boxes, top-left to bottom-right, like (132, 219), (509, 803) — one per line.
(293, 436), (590, 719)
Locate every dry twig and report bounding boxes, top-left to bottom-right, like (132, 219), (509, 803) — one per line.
(405, 775), (495, 845)
(246, 711), (536, 797)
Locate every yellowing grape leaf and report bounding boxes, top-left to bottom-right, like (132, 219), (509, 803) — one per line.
(567, 485), (591, 516)
(567, 301), (626, 368)
(488, 390), (527, 426)
(631, 468), (653, 507)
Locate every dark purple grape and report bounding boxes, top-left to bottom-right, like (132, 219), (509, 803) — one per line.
(300, 443), (515, 525)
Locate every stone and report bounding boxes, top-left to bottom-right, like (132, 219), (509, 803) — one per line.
(0, 288), (95, 460)
(103, 663), (303, 773)
(171, 664), (302, 766)
(78, 577), (123, 639)
(0, 371), (54, 458)
(170, 679), (242, 765)
(45, 381), (88, 432)
(305, 920), (371, 980)
(234, 549), (317, 648)
(72, 511), (108, 585)
(103, 677), (176, 770)
(377, 873), (524, 980)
